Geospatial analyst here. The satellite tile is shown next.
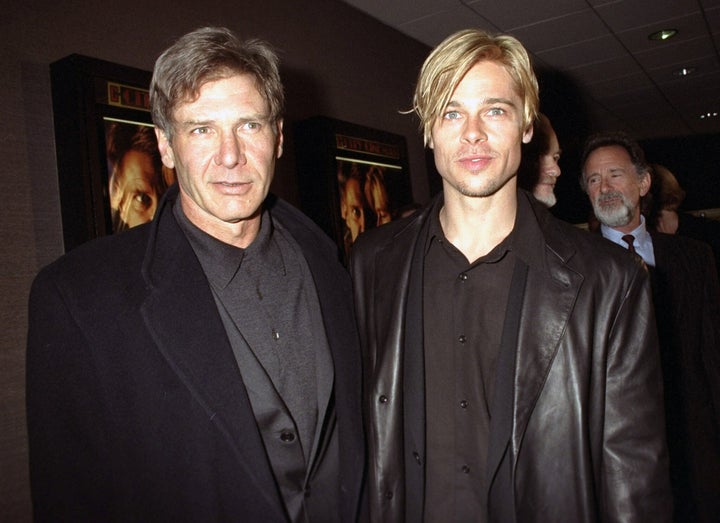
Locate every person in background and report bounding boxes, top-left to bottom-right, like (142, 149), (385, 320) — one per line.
(351, 28), (671, 522)
(106, 122), (172, 231)
(645, 162), (720, 278)
(517, 112), (561, 207)
(27, 26), (364, 522)
(581, 131), (720, 522)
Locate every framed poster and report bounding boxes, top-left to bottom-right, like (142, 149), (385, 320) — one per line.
(294, 116), (413, 263)
(50, 54), (174, 252)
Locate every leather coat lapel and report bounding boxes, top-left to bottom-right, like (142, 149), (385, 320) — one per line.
(513, 249), (583, 447)
(485, 200), (583, 507)
(139, 194), (285, 519)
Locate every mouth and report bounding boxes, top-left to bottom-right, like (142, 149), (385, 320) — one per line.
(457, 153), (493, 171)
(213, 181), (253, 194)
(597, 195), (621, 208)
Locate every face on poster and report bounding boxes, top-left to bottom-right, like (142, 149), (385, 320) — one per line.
(103, 118), (176, 232)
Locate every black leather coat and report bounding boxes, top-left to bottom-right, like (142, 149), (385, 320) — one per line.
(350, 191), (671, 522)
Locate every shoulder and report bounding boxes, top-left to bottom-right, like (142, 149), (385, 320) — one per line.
(651, 230), (716, 270)
(32, 224), (151, 298)
(353, 200), (432, 261)
(527, 210), (650, 299)
(532, 202), (642, 274)
(266, 195), (339, 257)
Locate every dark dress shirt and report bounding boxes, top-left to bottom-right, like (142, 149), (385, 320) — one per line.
(175, 203), (338, 522)
(423, 199), (520, 522)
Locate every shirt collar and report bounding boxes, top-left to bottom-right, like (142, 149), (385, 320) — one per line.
(600, 214), (649, 244)
(600, 215), (655, 265)
(174, 201), (284, 289)
(424, 190), (543, 269)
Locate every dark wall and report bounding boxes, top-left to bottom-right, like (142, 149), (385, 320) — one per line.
(640, 134), (720, 212)
(0, 1), (432, 519)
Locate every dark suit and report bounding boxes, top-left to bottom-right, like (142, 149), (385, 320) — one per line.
(26, 186), (364, 522)
(647, 232), (720, 522)
(351, 190), (671, 522)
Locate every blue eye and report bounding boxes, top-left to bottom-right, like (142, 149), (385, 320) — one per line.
(444, 111), (461, 120)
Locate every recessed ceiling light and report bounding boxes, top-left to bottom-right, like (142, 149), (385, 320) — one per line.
(699, 112), (718, 120)
(673, 67), (696, 77)
(648, 29), (678, 41)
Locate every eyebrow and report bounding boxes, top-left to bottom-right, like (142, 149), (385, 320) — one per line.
(176, 114), (270, 128)
(445, 96), (518, 109)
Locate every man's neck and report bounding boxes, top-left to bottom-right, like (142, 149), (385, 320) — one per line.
(439, 190), (517, 262)
(180, 197), (262, 249)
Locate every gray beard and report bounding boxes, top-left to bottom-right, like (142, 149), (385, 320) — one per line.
(534, 192), (557, 208)
(592, 192), (634, 227)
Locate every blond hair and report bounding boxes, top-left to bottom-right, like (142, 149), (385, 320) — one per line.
(411, 29), (539, 146)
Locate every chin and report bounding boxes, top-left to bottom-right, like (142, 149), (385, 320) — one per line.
(534, 191), (557, 208)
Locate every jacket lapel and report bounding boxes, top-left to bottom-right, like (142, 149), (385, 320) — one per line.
(269, 196), (364, 519)
(139, 193), (286, 519)
(486, 198), (584, 508)
(513, 249), (583, 444)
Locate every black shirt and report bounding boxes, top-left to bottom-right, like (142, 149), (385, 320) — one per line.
(422, 196), (522, 523)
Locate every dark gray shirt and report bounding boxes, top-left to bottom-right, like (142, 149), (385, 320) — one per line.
(174, 202), (337, 522)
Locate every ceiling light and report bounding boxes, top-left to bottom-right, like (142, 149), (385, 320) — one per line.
(673, 67), (696, 77)
(648, 29), (678, 41)
(699, 112), (718, 119)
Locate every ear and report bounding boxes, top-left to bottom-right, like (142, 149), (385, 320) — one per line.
(639, 169), (651, 197)
(155, 128), (175, 169)
(275, 119), (284, 159)
(522, 123), (534, 144)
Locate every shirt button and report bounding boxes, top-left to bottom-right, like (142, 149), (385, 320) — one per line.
(385, 490), (394, 500)
(413, 451), (422, 465)
(458, 334), (467, 344)
(280, 430), (295, 442)
(460, 400), (468, 409)
(458, 273), (468, 281)
(272, 329), (280, 340)
(379, 395), (389, 404)
(462, 465), (470, 474)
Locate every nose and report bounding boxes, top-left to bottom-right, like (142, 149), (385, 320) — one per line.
(462, 115), (488, 144)
(215, 131), (245, 168)
(599, 176), (612, 193)
(550, 161), (561, 178)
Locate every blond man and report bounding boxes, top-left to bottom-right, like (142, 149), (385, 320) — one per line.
(351, 29), (671, 522)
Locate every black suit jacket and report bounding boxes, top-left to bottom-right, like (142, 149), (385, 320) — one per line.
(351, 191), (671, 522)
(26, 187), (364, 522)
(648, 232), (720, 522)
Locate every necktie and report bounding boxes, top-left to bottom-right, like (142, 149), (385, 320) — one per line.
(622, 234), (636, 254)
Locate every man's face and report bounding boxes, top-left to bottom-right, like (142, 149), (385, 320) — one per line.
(583, 145), (650, 230)
(429, 60), (532, 202)
(156, 74), (282, 237)
(110, 149), (159, 230)
(533, 127), (561, 208)
(341, 177), (365, 241)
